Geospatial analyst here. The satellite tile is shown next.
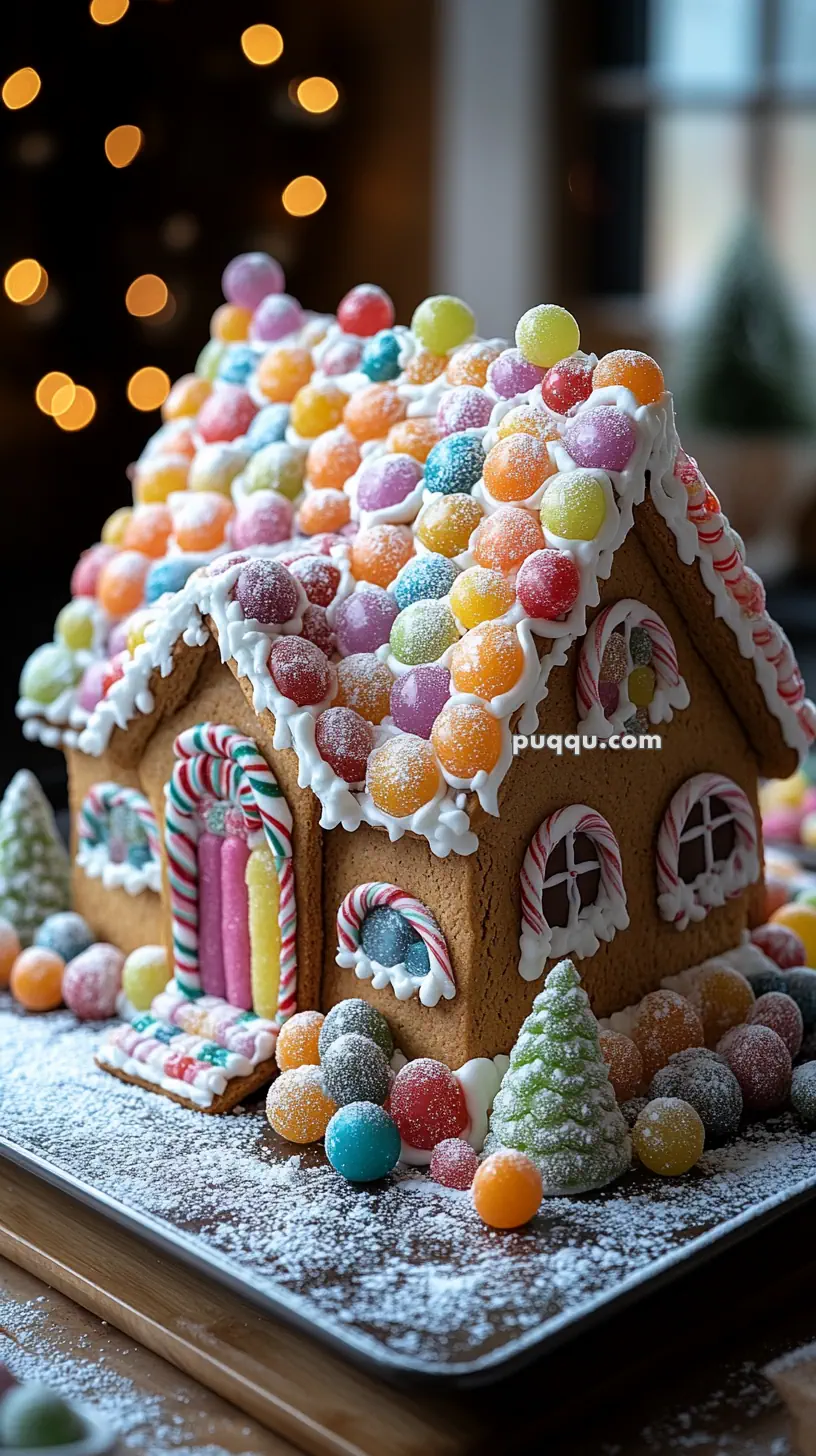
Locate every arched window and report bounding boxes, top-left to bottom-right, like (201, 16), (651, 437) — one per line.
(577, 599), (689, 736)
(519, 805), (628, 980)
(336, 882), (455, 1007)
(77, 783), (160, 895)
(657, 773), (760, 930)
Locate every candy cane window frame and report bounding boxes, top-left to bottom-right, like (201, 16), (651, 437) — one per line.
(657, 773), (760, 931)
(518, 805), (629, 980)
(576, 599), (690, 737)
(77, 782), (161, 895)
(336, 882), (456, 1007)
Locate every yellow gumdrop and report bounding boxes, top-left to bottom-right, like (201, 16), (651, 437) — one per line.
(102, 505), (133, 547)
(759, 770), (809, 813)
(540, 471), (606, 541)
(122, 945), (170, 1011)
(515, 303), (580, 368)
(627, 665), (656, 707)
(632, 1097), (704, 1176)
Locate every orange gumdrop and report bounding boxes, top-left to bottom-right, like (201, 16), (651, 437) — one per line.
(416, 493), (483, 558)
(629, 990), (704, 1083)
(599, 1029), (644, 1102)
(593, 350), (665, 406)
(471, 506), (545, 574)
(450, 622), (525, 700)
(257, 345), (313, 404)
(431, 701), (503, 778)
(133, 454), (189, 504)
(173, 492), (234, 552)
(97, 550), (150, 616)
(123, 503), (173, 559)
(0, 918), (21, 990)
(211, 302), (252, 342)
(446, 341), (501, 388)
(496, 404), (560, 444)
(344, 383), (406, 443)
(350, 524), (414, 587)
(10, 947), (65, 1012)
(366, 735), (441, 817)
(483, 435), (557, 503)
(162, 374), (211, 421)
(275, 1010), (325, 1072)
(306, 428), (361, 490)
(471, 1149), (543, 1229)
(334, 654), (394, 725)
(266, 1065), (336, 1143)
(297, 488), (351, 535)
(681, 964), (756, 1047)
(386, 417), (442, 464)
(403, 350), (447, 385)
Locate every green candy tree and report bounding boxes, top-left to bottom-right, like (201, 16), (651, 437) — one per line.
(485, 958), (631, 1195)
(0, 770), (70, 945)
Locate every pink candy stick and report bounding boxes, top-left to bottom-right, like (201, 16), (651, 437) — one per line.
(221, 835), (253, 1010)
(197, 832), (226, 999)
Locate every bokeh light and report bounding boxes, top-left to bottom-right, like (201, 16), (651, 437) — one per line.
(2, 68), (41, 111)
(53, 385), (96, 432)
(104, 124), (143, 168)
(36, 372), (74, 416)
(296, 77), (339, 114)
(4, 258), (47, 305)
(282, 175), (326, 217)
(90, 0), (129, 22)
(125, 274), (169, 317)
(241, 24), (283, 65)
(127, 366), (171, 411)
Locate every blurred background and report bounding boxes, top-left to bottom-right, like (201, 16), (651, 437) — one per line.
(2, 0), (815, 803)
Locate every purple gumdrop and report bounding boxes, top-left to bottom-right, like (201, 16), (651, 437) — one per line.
(487, 348), (547, 400)
(76, 660), (109, 713)
(231, 491), (294, 548)
(436, 386), (493, 436)
(250, 293), (304, 343)
(562, 406), (637, 473)
(390, 666), (452, 738)
(235, 559), (299, 624)
(356, 454), (423, 512)
(598, 680), (619, 715)
(107, 620), (129, 657)
(222, 252), (285, 310)
(321, 337), (363, 376)
(335, 585), (399, 655)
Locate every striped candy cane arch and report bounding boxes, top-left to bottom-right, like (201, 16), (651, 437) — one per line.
(165, 722), (297, 1023)
(656, 773), (759, 931)
(336, 882), (456, 1008)
(576, 599), (690, 736)
(77, 782), (161, 894)
(518, 805), (629, 981)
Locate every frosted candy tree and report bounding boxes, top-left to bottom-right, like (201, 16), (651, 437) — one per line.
(485, 958), (631, 1195)
(0, 770), (70, 945)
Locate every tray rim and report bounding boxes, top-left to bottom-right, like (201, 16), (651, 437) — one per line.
(3, 1132), (816, 1388)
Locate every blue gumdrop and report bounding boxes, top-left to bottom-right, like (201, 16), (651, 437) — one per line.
(217, 343), (257, 385)
(424, 432), (485, 495)
(782, 969), (816, 1031)
(34, 911), (94, 964)
(127, 842), (153, 870)
(393, 552), (460, 611)
(325, 1102), (401, 1182)
(246, 403), (290, 451)
(404, 938), (430, 979)
(360, 907), (415, 967)
(361, 329), (402, 382)
(145, 557), (197, 604)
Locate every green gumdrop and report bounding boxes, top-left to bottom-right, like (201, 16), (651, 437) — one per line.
(196, 337), (226, 382)
(0, 1382), (86, 1448)
(19, 643), (82, 705)
(797, 889), (816, 909)
(390, 600), (460, 666)
(244, 442), (304, 501)
(411, 294), (475, 354)
(55, 599), (95, 651)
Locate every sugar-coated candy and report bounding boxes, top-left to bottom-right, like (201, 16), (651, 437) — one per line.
(593, 349), (664, 406)
(356, 453), (423, 512)
(717, 1023), (792, 1111)
(540, 469), (607, 542)
(301, 602), (337, 654)
(0, 917), (21, 990)
(321, 334), (364, 376)
(10, 946), (64, 1011)
(472, 1148), (543, 1229)
(122, 944), (169, 1011)
(496, 403), (559, 444)
(325, 1101), (401, 1182)
(562, 406), (637, 474)
(416, 493), (483, 558)
(217, 343), (257, 386)
(196, 337), (226, 381)
(360, 906), (416, 966)
(145, 557), (196, 604)
(599, 1029), (644, 1102)
(749, 991), (804, 1058)
(389, 1058), (468, 1149)
(197, 384), (258, 443)
(621, 1096), (650, 1129)
(350, 524), (414, 587)
(791, 1062), (816, 1125)
(780, 968), (816, 1030)
(390, 599), (460, 665)
(34, 912), (93, 964)
(541, 353), (594, 414)
(405, 939), (430, 978)
(401, 348), (445, 385)
(649, 1048), (743, 1142)
(486, 348), (546, 399)
(101, 652), (128, 697)
(101, 506), (133, 547)
(235, 559), (299, 625)
(163, 372), (211, 420)
(63, 942), (124, 1020)
(56, 598), (96, 651)
(449, 565), (514, 629)
(97, 550), (150, 617)
(390, 665), (451, 739)
(366, 734), (441, 816)
(763, 806), (805, 842)
(231, 491), (294, 549)
(471, 505), (545, 573)
(430, 1137), (479, 1189)
(134, 453), (190, 504)
(411, 294), (474, 354)
(173, 492), (233, 553)
(334, 653), (393, 724)
(268, 635), (331, 707)
(71, 542), (118, 598)
(244, 440), (305, 501)
(256, 344), (312, 403)
(450, 621), (524, 699)
(123, 503), (173, 559)
(266, 1064), (337, 1144)
(246, 403), (290, 452)
(211, 302), (252, 342)
(483, 434), (556, 503)
(222, 251), (285, 311)
(333, 586), (396, 657)
(431, 700), (503, 777)
(307, 427), (361, 491)
(361, 328), (401, 382)
(343, 382), (405, 443)
(424, 433), (485, 496)
(387, 417), (441, 463)
(0, 1382), (85, 1451)
(318, 997), (394, 1059)
(289, 555), (341, 608)
(681, 962), (756, 1047)
(632, 1097), (704, 1176)
(251, 293), (303, 343)
(322, 1031), (392, 1107)
(298, 488), (351, 535)
(516, 548), (581, 621)
(314, 707), (373, 783)
(337, 283), (395, 337)
(291, 381), (348, 439)
(629, 990), (705, 1082)
(446, 341), (501, 388)
(19, 644), (82, 706)
(752, 921), (808, 969)
(437, 385), (492, 436)
(599, 634), (627, 683)
(516, 303), (580, 369)
(627, 665), (655, 707)
(740, 960), (788, 1003)
(275, 1009), (324, 1072)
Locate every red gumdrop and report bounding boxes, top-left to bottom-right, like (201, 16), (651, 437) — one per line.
(268, 636), (332, 707)
(765, 878), (791, 919)
(717, 1023), (792, 1111)
(101, 652), (129, 697)
(430, 1137), (479, 1190)
(314, 706), (373, 783)
(289, 555), (342, 607)
(751, 923), (807, 970)
(337, 284), (395, 338)
(516, 548), (581, 620)
(71, 543), (117, 598)
(300, 603), (336, 656)
(389, 1059), (469, 1150)
(748, 991), (804, 1058)
(540, 355), (594, 415)
(197, 385), (258, 443)
(235, 559), (299, 624)
(62, 943), (124, 1020)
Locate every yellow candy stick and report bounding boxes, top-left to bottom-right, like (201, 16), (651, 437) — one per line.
(246, 844), (280, 1020)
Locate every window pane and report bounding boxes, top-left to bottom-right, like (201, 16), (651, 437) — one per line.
(768, 116), (816, 310)
(646, 113), (749, 311)
(776, 0), (816, 88)
(648, 0), (761, 95)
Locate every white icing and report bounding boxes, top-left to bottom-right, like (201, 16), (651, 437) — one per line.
(336, 943), (455, 1008)
(76, 843), (161, 895)
(398, 1053), (510, 1165)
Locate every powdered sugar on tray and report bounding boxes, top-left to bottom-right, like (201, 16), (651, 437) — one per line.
(2, 998), (816, 1374)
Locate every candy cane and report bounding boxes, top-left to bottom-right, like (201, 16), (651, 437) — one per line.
(656, 773), (759, 931)
(576, 599), (688, 732)
(79, 782), (160, 860)
(336, 881), (455, 1003)
(518, 805), (628, 980)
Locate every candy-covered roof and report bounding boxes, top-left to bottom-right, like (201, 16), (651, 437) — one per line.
(18, 253), (815, 857)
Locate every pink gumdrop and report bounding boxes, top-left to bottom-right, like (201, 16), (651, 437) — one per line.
(71, 544), (117, 598)
(749, 991), (804, 1058)
(356, 454), (423, 513)
(436, 386), (493, 436)
(430, 1138), (479, 1190)
(389, 1059), (468, 1150)
(763, 807), (804, 843)
(289, 555), (341, 607)
(321, 336), (364, 376)
(231, 491), (294, 549)
(107, 620), (130, 656)
(197, 385), (258, 443)
(300, 602), (335, 655)
(314, 706), (373, 782)
(765, 877), (792, 919)
(235, 559), (299, 624)
(598, 680), (619, 715)
(63, 943), (124, 1020)
(208, 550), (250, 577)
(222, 252), (285, 310)
(250, 294), (304, 343)
(751, 922), (807, 969)
(76, 660), (109, 714)
(268, 636), (332, 707)
(516, 547), (581, 620)
(804, 787), (816, 815)
(562, 406), (637, 473)
(335, 585), (399, 655)
(390, 665), (451, 739)
(487, 349), (547, 400)
(717, 1023), (792, 1111)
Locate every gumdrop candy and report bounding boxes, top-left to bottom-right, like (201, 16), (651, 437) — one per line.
(10, 947), (64, 1011)
(390, 665), (451, 739)
(390, 599), (460, 666)
(325, 1101), (401, 1181)
(393, 554), (460, 612)
(289, 556), (341, 609)
(470, 505), (545, 574)
(275, 1009), (324, 1072)
(717, 1023), (792, 1111)
(515, 303), (580, 369)
(19, 644), (82, 706)
(62, 942), (124, 1020)
(424, 433), (485, 496)
(268, 636), (332, 707)
(540, 354), (594, 414)
(314, 707), (373, 783)
(222, 251), (285, 310)
(484, 434), (556, 503)
(593, 349), (664, 405)
(632, 1097), (704, 1176)
(430, 1138), (479, 1190)
(251, 293), (303, 343)
(360, 906), (416, 966)
(516, 548), (581, 620)
(350, 524), (414, 587)
(446, 341), (501, 388)
(0, 1383), (85, 1451)
(337, 283), (395, 337)
(318, 997), (394, 1059)
(673, 962), (755, 1047)
(366, 735), (441, 817)
(629, 990), (704, 1082)
(356, 454), (423, 512)
(780, 968), (816, 1030)
(437, 385), (492, 436)
(472, 1149), (543, 1228)
(389, 1058), (468, 1149)
(749, 991), (804, 1058)
(431, 700), (503, 777)
(769, 903), (816, 966)
(334, 653), (393, 725)
(649, 1047), (742, 1143)
(416, 493), (483, 558)
(540, 469), (606, 541)
(231, 491), (294, 549)
(449, 621), (524, 700)
(71, 542), (118, 598)
(235, 559), (299, 625)
(361, 329), (402, 382)
(343, 383), (405, 443)
(297, 488), (351, 536)
(34, 912), (93, 964)
(791, 1062), (816, 1125)
(486, 348), (546, 399)
(122, 944), (169, 1011)
(449, 566), (515, 629)
(751, 922), (807, 969)
(322, 1032), (392, 1107)
(599, 1029), (643, 1102)
(562, 406), (637, 473)
(266, 1065), (336, 1143)
(411, 294), (474, 354)
(0, 917), (21, 990)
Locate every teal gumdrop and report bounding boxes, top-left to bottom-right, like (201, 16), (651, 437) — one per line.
(424, 432), (485, 495)
(217, 343), (257, 385)
(361, 329), (402, 382)
(0, 1382), (86, 1449)
(360, 906), (415, 967)
(325, 1102), (401, 1182)
(390, 599), (460, 665)
(404, 938), (430, 978)
(19, 643), (82, 705)
(246, 403), (289, 451)
(145, 557), (197, 604)
(393, 553), (459, 610)
(35, 911), (94, 963)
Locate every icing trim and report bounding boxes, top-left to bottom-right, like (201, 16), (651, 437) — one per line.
(656, 772), (760, 931)
(335, 881), (456, 1007)
(576, 598), (690, 736)
(519, 805), (629, 980)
